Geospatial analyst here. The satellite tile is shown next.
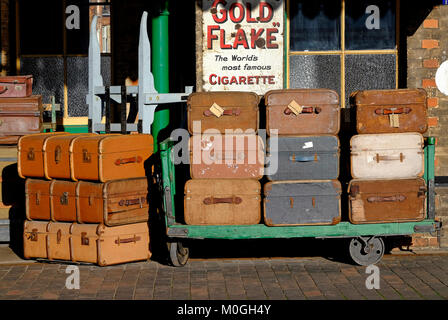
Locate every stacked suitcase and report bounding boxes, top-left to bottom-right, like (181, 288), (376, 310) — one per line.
(263, 89), (342, 226)
(348, 89), (428, 224)
(184, 92), (263, 225)
(19, 132), (154, 266)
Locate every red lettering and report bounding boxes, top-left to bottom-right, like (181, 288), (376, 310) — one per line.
(246, 3), (257, 23)
(209, 74), (217, 85)
(250, 28), (264, 49)
(229, 2), (245, 23)
(266, 28), (279, 48)
(247, 76), (254, 85)
(207, 26), (220, 49)
(259, 2), (273, 22)
(239, 76), (247, 84)
(229, 76), (238, 85)
(222, 76), (229, 85)
(268, 76), (275, 84)
(233, 29), (249, 49)
(220, 29), (232, 49)
(211, 0), (228, 23)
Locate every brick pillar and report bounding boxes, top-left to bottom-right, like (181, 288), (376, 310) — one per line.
(407, 5), (448, 249)
(0, 0), (9, 76)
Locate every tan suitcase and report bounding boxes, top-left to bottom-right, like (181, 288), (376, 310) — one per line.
(189, 134), (264, 179)
(23, 220), (48, 259)
(70, 222), (151, 266)
(184, 179), (261, 225)
(46, 222), (72, 261)
(50, 180), (77, 222)
(25, 179), (52, 221)
(70, 134), (153, 182)
(18, 132), (70, 179)
(187, 92), (260, 134)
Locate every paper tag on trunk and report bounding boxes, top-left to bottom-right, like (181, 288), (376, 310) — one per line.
(209, 103), (224, 118)
(287, 100), (303, 115)
(389, 114), (400, 128)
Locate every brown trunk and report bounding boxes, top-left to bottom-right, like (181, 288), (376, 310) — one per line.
(0, 76), (33, 97)
(23, 220), (48, 259)
(46, 222), (71, 261)
(50, 180), (77, 222)
(25, 179), (52, 220)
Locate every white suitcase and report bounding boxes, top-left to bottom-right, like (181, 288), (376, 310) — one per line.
(350, 133), (424, 179)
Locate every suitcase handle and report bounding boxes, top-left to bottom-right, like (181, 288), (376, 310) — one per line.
(54, 146), (62, 164)
(115, 235), (141, 245)
(203, 196), (242, 205)
(284, 106), (321, 115)
(367, 194), (407, 203)
(203, 108), (241, 117)
(375, 107), (411, 115)
(0, 86), (7, 94)
(118, 197), (146, 207)
(114, 156), (143, 166)
(375, 153), (404, 163)
(289, 154), (319, 162)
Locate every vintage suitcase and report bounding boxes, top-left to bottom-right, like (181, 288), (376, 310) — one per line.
(50, 180), (77, 222)
(18, 132), (70, 179)
(0, 75), (33, 98)
(70, 134), (153, 182)
(267, 136), (339, 181)
(352, 88), (428, 134)
(76, 178), (149, 226)
(265, 89), (340, 136)
(187, 92), (259, 134)
(70, 222), (151, 266)
(43, 133), (97, 180)
(190, 134), (264, 179)
(263, 180), (341, 226)
(23, 220), (48, 259)
(350, 133), (424, 179)
(184, 179), (261, 225)
(0, 95), (43, 145)
(348, 178), (426, 224)
(25, 179), (52, 221)
(46, 222), (72, 261)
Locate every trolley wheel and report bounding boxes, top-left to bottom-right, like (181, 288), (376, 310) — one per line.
(349, 236), (385, 266)
(168, 241), (189, 267)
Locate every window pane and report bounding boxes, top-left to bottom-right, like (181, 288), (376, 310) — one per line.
(289, 0), (341, 51)
(289, 55), (341, 94)
(19, 0), (63, 54)
(345, 54), (396, 107)
(345, 0), (395, 50)
(89, 5), (111, 53)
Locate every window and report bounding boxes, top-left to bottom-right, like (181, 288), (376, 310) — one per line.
(288, 0), (398, 107)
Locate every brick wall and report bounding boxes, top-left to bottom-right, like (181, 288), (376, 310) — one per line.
(407, 5), (448, 249)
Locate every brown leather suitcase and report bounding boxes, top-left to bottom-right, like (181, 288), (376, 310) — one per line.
(187, 92), (259, 134)
(189, 134), (264, 179)
(0, 75), (33, 98)
(70, 134), (153, 182)
(0, 95), (43, 145)
(352, 88), (428, 134)
(25, 179), (52, 221)
(77, 178), (149, 226)
(265, 89), (340, 136)
(47, 222), (71, 261)
(43, 133), (97, 180)
(50, 180), (77, 222)
(70, 222), (151, 266)
(23, 220), (48, 259)
(184, 179), (261, 225)
(18, 132), (70, 179)
(348, 178), (426, 224)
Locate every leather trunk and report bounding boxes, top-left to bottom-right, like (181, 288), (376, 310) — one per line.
(43, 133), (97, 180)
(25, 179), (52, 220)
(265, 89), (340, 136)
(184, 179), (261, 225)
(0, 95), (43, 145)
(350, 133), (424, 179)
(23, 220), (48, 259)
(264, 180), (341, 226)
(352, 89), (428, 134)
(348, 178), (426, 224)
(189, 134), (264, 179)
(0, 75), (33, 98)
(187, 92), (259, 134)
(18, 132), (70, 179)
(70, 134), (153, 182)
(50, 180), (77, 222)
(70, 222), (150, 266)
(267, 136), (339, 181)
(46, 222), (71, 261)
(76, 178), (149, 226)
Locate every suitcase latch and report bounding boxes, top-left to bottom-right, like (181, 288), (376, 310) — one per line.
(82, 149), (91, 163)
(81, 232), (89, 246)
(57, 229), (62, 244)
(27, 148), (35, 161)
(60, 192), (69, 205)
(29, 228), (38, 242)
(54, 146), (62, 164)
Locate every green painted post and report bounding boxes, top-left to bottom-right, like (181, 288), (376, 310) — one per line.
(151, 0), (170, 152)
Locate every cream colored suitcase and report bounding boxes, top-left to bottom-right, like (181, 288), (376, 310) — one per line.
(23, 220), (48, 259)
(350, 133), (424, 179)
